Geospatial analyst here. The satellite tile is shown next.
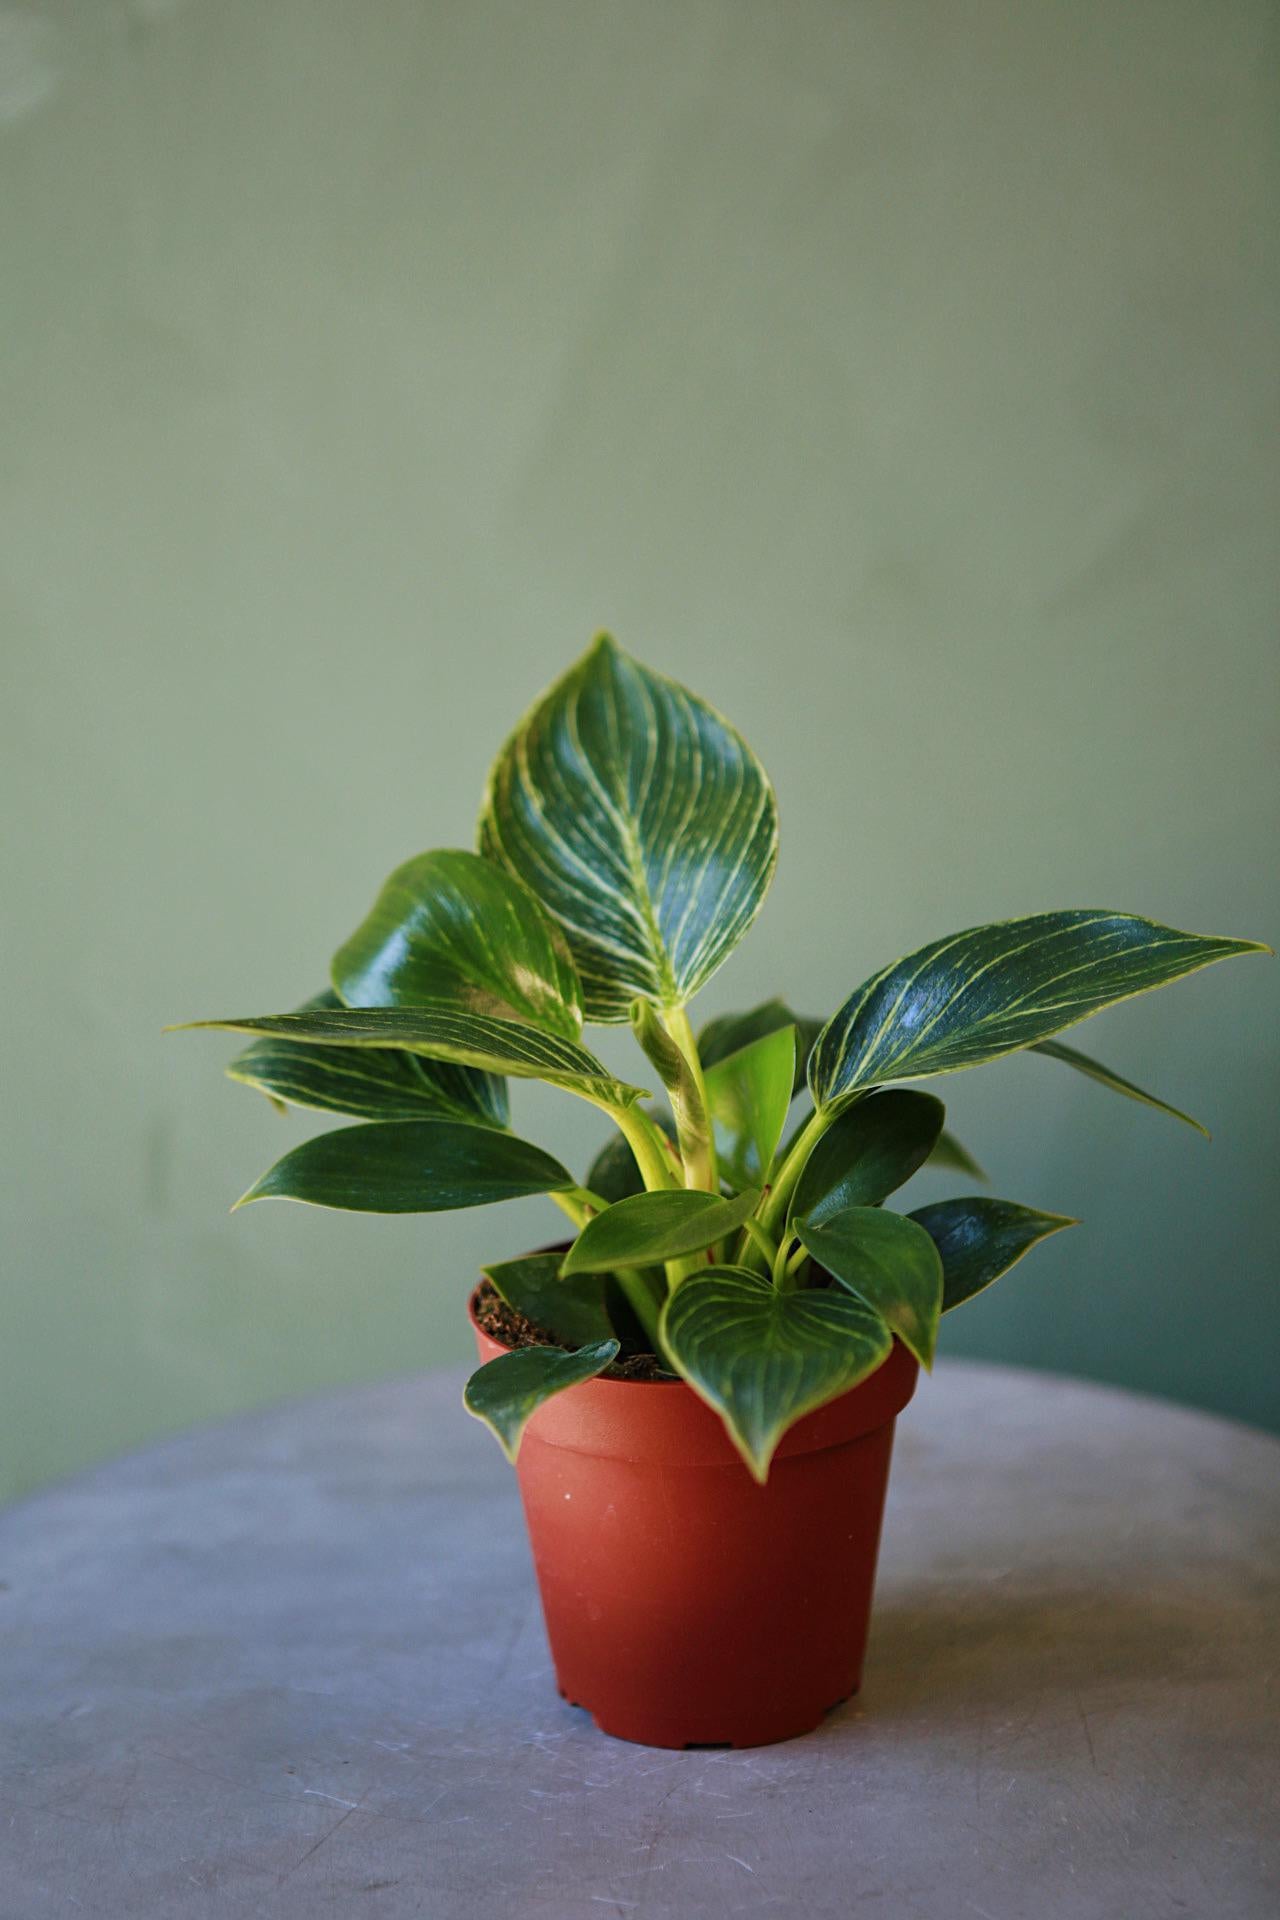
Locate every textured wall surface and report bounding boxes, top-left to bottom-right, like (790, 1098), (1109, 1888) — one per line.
(2, 0), (1276, 1502)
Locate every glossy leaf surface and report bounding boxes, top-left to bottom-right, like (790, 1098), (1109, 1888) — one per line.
(234, 1119), (574, 1213)
(226, 990), (508, 1127)
(181, 1006), (644, 1106)
(660, 1266), (893, 1481)
(793, 1089), (945, 1223)
(562, 1187), (761, 1275)
(464, 1339), (619, 1462)
(478, 635), (779, 1021)
(482, 1252), (616, 1348)
(794, 1205), (944, 1368)
(810, 912), (1266, 1110)
(698, 998), (822, 1097)
(332, 848), (582, 1038)
(1031, 1038), (1207, 1135)
(910, 1196), (1076, 1313)
(704, 1024), (795, 1193)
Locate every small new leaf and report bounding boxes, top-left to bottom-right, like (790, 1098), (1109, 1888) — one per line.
(464, 1340), (620, 1462)
(704, 1025), (796, 1193)
(562, 1187), (761, 1275)
(794, 1205), (944, 1368)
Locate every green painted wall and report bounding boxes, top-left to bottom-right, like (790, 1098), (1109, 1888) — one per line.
(2, 0), (1276, 1503)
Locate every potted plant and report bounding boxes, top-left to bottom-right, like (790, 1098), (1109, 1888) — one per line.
(179, 635), (1266, 1750)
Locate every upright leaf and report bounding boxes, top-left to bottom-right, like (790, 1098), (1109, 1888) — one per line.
(910, 1197), (1076, 1313)
(661, 1267), (893, 1481)
(180, 1006), (645, 1107)
(630, 998), (714, 1189)
(234, 1118), (574, 1213)
(464, 1340), (619, 1462)
(226, 990), (508, 1126)
(704, 1025), (796, 1192)
(562, 1187), (761, 1275)
(699, 999), (822, 1097)
(1030, 1038), (1207, 1136)
(810, 912), (1266, 1111)
(478, 635), (779, 1021)
(332, 848), (583, 1038)
(482, 1252), (616, 1348)
(793, 1089), (945, 1222)
(794, 1206), (944, 1368)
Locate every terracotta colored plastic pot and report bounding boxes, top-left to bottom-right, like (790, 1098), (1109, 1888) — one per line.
(470, 1287), (918, 1750)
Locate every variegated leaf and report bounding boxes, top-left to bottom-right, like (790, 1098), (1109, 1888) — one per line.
(179, 1005), (646, 1107)
(478, 635), (778, 1022)
(810, 912), (1266, 1111)
(332, 848), (583, 1038)
(226, 990), (508, 1126)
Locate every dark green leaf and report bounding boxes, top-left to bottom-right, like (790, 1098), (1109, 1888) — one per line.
(793, 1089), (945, 1222)
(233, 1119), (574, 1213)
(1031, 1038), (1207, 1136)
(464, 1339), (619, 1462)
(478, 635), (779, 1021)
(698, 998), (822, 1097)
(332, 847), (583, 1039)
(794, 1205), (944, 1368)
(660, 1266), (893, 1481)
(925, 1129), (987, 1181)
(482, 1252), (616, 1348)
(562, 1186), (761, 1275)
(179, 1005), (645, 1107)
(704, 1025), (795, 1192)
(226, 990), (508, 1127)
(810, 911), (1266, 1111)
(910, 1196), (1077, 1313)
(585, 1112), (678, 1202)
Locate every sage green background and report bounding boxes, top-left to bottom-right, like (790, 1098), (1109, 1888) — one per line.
(2, 0), (1276, 1504)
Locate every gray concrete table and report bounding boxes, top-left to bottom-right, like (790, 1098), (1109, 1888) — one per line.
(2, 1363), (1277, 1919)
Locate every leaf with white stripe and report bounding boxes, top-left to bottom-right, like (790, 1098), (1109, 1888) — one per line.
(179, 1005), (646, 1107)
(809, 912), (1267, 1112)
(478, 635), (779, 1022)
(660, 1267), (893, 1481)
(226, 990), (508, 1126)
(332, 848), (583, 1038)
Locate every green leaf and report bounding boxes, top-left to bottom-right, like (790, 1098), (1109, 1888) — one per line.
(482, 1252), (616, 1348)
(562, 1187), (762, 1275)
(464, 1339), (620, 1463)
(925, 1129), (987, 1181)
(585, 1112), (678, 1202)
(478, 634), (779, 1022)
(179, 1005), (645, 1107)
(910, 1197), (1077, 1313)
(660, 1267), (893, 1481)
(226, 990), (508, 1127)
(332, 848), (583, 1039)
(704, 1025), (796, 1192)
(793, 1089), (945, 1222)
(699, 999), (822, 1097)
(1031, 1038), (1208, 1136)
(810, 911), (1267, 1111)
(233, 1118), (574, 1213)
(793, 1205), (944, 1368)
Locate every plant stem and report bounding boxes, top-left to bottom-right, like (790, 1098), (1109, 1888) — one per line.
(756, 1106), (831, 1238)
(739, 1216), (779, 1269)
(605, 1100), (680, 1194)
(662, 1004), (717, 1192)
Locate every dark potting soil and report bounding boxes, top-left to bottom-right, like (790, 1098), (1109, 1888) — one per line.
(473, 1279), (668, 1381)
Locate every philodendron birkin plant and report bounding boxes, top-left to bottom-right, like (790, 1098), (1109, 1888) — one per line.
(183, 636), (1266, 1483)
